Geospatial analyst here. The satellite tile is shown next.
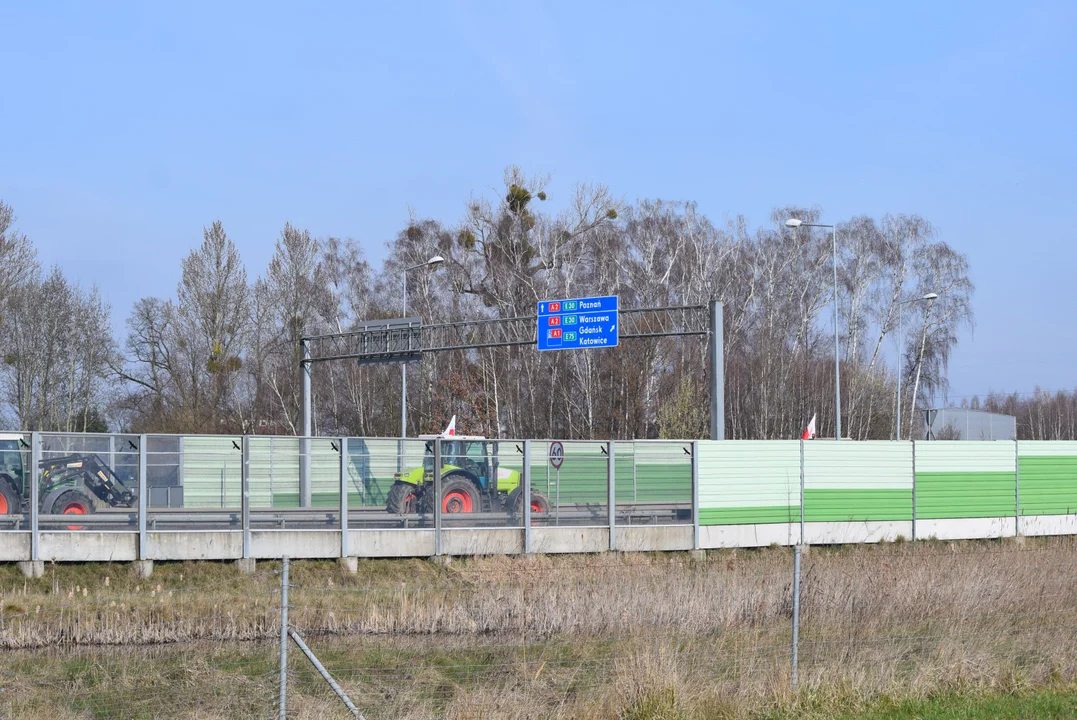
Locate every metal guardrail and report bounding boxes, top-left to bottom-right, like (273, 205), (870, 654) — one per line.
(0, 503), (690, 531)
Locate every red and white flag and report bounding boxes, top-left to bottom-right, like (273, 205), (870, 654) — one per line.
(441, 415), (457, 437)
(801, 414), (817, 440)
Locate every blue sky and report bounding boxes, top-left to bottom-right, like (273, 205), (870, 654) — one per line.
(1, 1), (1075, 401)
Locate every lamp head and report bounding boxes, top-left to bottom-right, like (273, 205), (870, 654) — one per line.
(785, 218), (802, 228)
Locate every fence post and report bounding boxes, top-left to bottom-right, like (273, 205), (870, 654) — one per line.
(138, 434), (148, 560)
(523, 440), (532, 554)
(434, 438), (442, 557)
(279, 555), (290, 720)
(608, 441), (616, 551)
(791, 543), (801, 690)
(340, 438), (349, 559)
(241, 436), (250, 561)
(911, 440), (917, 542)
(691, 440), (700, 550)
(30, 432), (40, 562)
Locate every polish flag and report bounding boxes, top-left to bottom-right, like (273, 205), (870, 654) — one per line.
(801, 414), (817, 440)
(441, 415), (457, 437)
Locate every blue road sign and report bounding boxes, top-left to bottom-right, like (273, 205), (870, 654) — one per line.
(537, 295), (619, 351)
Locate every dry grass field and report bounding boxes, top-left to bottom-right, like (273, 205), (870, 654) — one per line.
(2, 537), (1077, 718)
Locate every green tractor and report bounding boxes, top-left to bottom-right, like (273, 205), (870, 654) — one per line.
(386, 434), (551, 517)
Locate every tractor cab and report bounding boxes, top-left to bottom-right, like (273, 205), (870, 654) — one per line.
(0, 434), (26, 492)
(416, 435), (495, 490)
(386, 417), (540, 516)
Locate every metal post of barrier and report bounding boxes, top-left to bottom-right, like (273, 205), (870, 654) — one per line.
(523, 440), (532, 554)
(279, 555), (290, 720)
(434, 438), (442, 557)
(340, 437), (349, 558)
(1014, 439), (1021, 537)
(109, 434), (116, 489)
(241, 436), (250, 560)
(792, 544), (801, 690)
(911, 440), (917, 541)
(30, 432), (40, 562)
(691, 440), (700, 549)
(300, 340), (312, 508)
(138, 434), (148, 560)
(799, 439), (805, 545)
(608, 441), (616, 551)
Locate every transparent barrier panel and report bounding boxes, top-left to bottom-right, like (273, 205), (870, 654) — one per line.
(6, 432), (695, 540)
(250, 437), (341, 530)
(38, 433), (138, 531)
(147, 435), (241, 531)
(533, 441), (610, 527)
(437, 439), (524, 529)
(616, 441), (693, 526)
(0, 432), (31, 532)
(347, 438), (433, 529)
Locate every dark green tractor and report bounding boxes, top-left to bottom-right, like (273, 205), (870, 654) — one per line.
(0, 434), (135, 519)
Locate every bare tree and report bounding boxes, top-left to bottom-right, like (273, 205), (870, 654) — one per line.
(2, 263), (114, 431)
(250, 223), (335, 434)
(8, 170), (973, 442)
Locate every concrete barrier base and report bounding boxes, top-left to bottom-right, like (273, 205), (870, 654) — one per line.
(18, 560), (44, 578)
(134, 560), (154, 578)
(236, 558), (256, 574)
(338, 557), (358, 573)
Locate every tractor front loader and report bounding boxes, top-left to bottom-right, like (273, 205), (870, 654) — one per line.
(37, 454), (136, 517)
(0, 437), (136, 521)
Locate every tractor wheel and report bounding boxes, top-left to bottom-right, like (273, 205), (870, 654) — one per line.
(45, 489), (95, 530)
(420, 477), (481, 514)
(386, 482), (419, 514)
(508, 488), (552, 517)
(0, 476), (20, 515)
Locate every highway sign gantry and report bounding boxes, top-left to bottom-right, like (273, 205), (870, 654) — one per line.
(537, 295), (619, 351)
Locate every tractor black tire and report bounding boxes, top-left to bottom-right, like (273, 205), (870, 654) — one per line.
(508, 487), (552, 517)
(0, 475), (20, 515)
(386, 482), (419, 514)
(420, 476), (482, 515)
(44, 488), (96, 516)
(44, 488), (95, 530)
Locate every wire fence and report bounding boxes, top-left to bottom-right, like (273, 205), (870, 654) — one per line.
(3, 538), (1077, 718)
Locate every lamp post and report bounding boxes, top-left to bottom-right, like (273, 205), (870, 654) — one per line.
(896, 292), (938, 440)
(401, 256), (444, 437)
(786, 218), (841, 440)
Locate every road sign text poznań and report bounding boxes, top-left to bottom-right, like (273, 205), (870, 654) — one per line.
(537, 296), (619, 351)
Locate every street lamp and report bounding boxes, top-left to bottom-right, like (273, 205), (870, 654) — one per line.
(786, 218), (842, 440)
(401, 255), (444, 437)
(895, 292), (938, 440)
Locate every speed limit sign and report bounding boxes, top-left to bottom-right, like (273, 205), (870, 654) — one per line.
(549, 441), (564, 470)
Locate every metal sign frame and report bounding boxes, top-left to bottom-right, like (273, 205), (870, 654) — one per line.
(295, 301), (726, 504)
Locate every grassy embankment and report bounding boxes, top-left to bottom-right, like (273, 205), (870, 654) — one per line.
(2, 537), (1077, 718)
